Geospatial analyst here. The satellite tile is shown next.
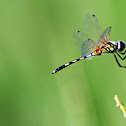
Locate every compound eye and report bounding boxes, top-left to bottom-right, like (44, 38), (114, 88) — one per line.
(117, 40), (125, 51)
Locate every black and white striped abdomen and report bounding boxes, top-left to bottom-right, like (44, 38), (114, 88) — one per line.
(52, 52), (94, 74)
(52, 57), (85, 74)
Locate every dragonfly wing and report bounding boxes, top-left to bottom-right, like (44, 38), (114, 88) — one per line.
(84, 14), (103, 43)
(73, 31), (97, 57)
(74, 31), (89, 52)
(81, 39), (98, 57)
(98, 26), (111, 43)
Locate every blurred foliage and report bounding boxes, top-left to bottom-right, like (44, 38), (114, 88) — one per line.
(0, 0), (126, 126)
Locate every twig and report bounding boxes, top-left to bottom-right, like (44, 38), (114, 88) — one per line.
(114, 95), (126, 118)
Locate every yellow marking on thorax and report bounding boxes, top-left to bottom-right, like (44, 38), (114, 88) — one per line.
(101, 43), (115, 53)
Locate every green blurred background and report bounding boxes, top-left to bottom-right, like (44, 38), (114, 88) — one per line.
(0, 0), (126, 126)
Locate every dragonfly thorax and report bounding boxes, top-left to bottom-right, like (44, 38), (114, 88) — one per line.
(117, 40), (125, 52)
(100, 41), (116, 54)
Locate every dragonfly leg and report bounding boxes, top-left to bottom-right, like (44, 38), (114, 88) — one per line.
(120, 50), (126, 55)
(114, 53), (126, 68)
(116, 52), (126, 60)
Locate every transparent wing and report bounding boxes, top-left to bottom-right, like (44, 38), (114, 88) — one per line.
(98, 26), (111, 43)
(74, 31), (89, 51)
(81, 39), (98, 57)
(73, 31), (98, 56)
(84, 14), (103, 43)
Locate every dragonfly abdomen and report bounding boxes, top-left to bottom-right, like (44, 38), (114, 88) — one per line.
(52, 56), (88, 74)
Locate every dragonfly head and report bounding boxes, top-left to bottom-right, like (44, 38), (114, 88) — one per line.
(117, 40), (125, 51)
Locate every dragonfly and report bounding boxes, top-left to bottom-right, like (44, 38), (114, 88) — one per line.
(52, 14), (126, 74)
